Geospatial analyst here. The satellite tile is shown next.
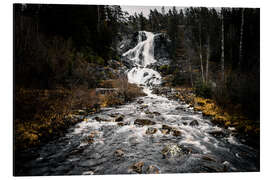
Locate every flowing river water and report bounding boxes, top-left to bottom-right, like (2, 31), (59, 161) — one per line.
(16, 31), (259, 175)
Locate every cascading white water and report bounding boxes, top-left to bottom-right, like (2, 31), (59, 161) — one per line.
(123, 31), (161, 86)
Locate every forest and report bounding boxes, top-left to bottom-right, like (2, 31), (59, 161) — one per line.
(14, 4), (260, 175)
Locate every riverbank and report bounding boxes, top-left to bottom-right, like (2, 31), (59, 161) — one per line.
(152, 86), (260, 148)
(15, 79), (146, 153)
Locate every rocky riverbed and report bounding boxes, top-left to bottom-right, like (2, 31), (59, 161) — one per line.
(15, 88), (259, 175)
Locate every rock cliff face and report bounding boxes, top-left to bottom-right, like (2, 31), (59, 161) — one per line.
(153, 33), (172, 62)
(117, 32), (147, 56)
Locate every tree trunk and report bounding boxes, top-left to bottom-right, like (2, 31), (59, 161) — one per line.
(206, 35), (210, 83)
(239, 8), (245, 68)
(199, 21), (205, 83)
(221, 9), (225, 82)
(97, 5), (100, 33)
(188, 56), (193, 87)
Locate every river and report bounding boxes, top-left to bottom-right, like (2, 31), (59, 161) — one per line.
(15, 31), (259, 175)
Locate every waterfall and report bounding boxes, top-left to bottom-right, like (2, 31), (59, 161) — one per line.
(123, 31), (161, 87)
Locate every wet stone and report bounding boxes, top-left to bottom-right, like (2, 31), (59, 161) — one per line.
(162, 144), (191, 159)
(143, 72), (149, 77)
(172, 129), (182, 136)
(115, 115), (124, 122)
(114, 149), (124, 157)
(94, 116), (108, 122)
(147, 165), (160, 174)
(152, 111), (161, 116)
(189, 120), (199, 126)
(146, 127), (157, 135)
(130, 161), (144, 174)
(159, 128), (170, 135)
(117, 122), (129, 126)
(134, 119), (156, 126)
(137, 99), (144, 104)
(139, 104), (148, 110)
(162, 124), (173, 131)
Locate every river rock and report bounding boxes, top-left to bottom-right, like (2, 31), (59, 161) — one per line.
(190, 120), (199, 126)
(161, 144), (181, 158)
(160, 129), (170, 135)
(152, 111), (161, 116)
(146, 165), (160, 174)
(139, 104), (148, 110)
(162, 144), (191, 159)
(143, 72), (149, 77)
(94, 116), (108, 122)
(146, 127), (157, 135)
(172, 129), (182, 136)
(130, 161), (144, 173)
(115, 115), (124, 122)
(134, 119), (156, 126)
(162, 124), (173, 131)
(117, 122), (129, 126)
(114, 149), (124, 157)
(137, 99), (144, 104)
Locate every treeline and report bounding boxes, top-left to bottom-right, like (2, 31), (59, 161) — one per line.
(14, 4), (127, 89)
(128, 7), (260, 121)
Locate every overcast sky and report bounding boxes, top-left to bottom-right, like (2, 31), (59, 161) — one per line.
(121, 5), (184, 17)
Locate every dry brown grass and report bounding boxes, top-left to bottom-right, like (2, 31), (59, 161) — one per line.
(99, 77), (146, 107)
(14, 86), (102, 151)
